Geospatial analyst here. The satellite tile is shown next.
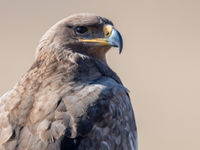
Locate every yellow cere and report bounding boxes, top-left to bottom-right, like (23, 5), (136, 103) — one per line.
(103, 25), (113, 38)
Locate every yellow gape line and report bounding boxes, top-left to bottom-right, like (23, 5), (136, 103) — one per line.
(78, 25), (113, 45)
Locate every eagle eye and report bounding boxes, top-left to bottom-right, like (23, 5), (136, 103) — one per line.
(75, 26), (88, 34)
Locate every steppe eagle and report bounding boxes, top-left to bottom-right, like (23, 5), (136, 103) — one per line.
(0, 13), (137, 150)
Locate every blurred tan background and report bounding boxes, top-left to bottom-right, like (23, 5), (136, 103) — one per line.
(0, 0), (200, 149)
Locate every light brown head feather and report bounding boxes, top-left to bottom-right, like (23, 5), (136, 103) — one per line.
(36, 13), (114, 62)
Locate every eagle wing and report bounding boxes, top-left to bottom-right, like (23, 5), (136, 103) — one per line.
(0, 76), (137, 150)
(74, 77), (138, 150)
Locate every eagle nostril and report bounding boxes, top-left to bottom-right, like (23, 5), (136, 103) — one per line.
(106, 32), (110, 37)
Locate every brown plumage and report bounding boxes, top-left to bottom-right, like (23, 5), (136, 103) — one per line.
(0, 13), (137, 150)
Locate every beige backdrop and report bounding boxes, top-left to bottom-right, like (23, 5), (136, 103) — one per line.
(0, 0), (200, 149)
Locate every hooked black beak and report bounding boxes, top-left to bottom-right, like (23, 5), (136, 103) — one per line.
(79, 25), (123, 54)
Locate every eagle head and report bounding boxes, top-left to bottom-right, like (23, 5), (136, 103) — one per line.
(36, 13), (123, 62)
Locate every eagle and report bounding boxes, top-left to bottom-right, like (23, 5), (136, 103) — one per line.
(0, 13), (138, 150)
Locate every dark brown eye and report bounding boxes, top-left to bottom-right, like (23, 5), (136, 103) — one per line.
(75, 26), (88, 34)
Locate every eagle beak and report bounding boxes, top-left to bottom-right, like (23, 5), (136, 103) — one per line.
(79, 25), (123, 54)
(104, 25), (123, 54)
